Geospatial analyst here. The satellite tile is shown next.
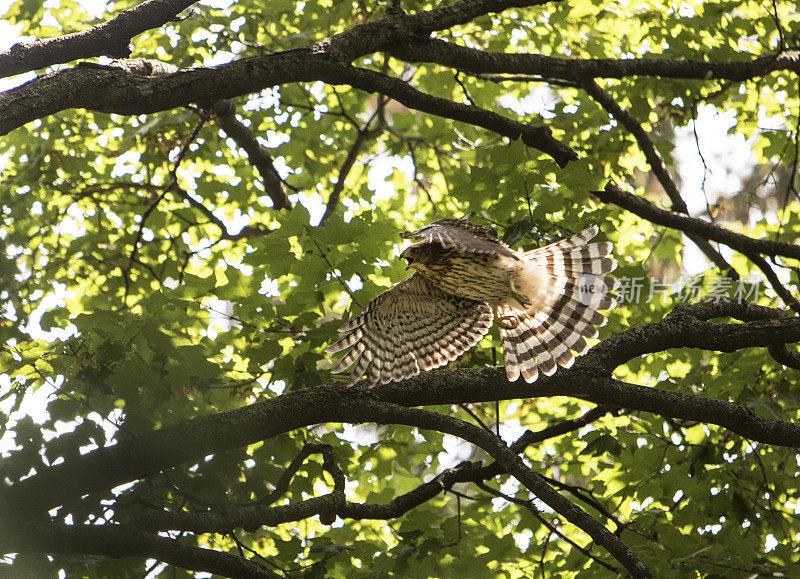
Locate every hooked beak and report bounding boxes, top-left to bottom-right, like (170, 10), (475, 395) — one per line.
(400, 248), (414, 270)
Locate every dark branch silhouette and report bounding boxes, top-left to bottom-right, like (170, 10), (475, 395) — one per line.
(388, 39), (800, 81)
(3, 522), (279, 578)
(582, 80), (739, 277)
(595, 182), (800, 261)
(206, 99), (293, 211)
(2, 301), (797, 522)
(0, 0), (197, 78)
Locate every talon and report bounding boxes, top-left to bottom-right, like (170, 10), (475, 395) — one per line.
(498, 315), (519, 330)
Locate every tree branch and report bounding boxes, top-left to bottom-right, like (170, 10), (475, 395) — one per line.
(5, 403), (646, 575)
(127, 407), (612, 533)
(256, 443), (343, 507)
(582, 80), (739, 277)
(341, 403), (651, 577)
(0, 56), (575, 164)
(3, 301), (799, 526)
(388, 39), (800, 81)
(318, 65), (577, 166)
(768, 342), (800, 370)
(474, 480), (619, 573)
(2, 522), (279, 578)
(743, 252), (800, 313)
(583, 299), (790, 370)
(0, 0), (197, 79)
(595, 182), (800, 261)
(330, 0), (561, 59)
(0, 0), (573, 164)
(205, 100), (293, 210)
(134, 403), (653, 577)
(173, 183), (274, 241)
(320, 100), (386, 224)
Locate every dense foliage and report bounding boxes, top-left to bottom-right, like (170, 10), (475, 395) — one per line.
(1, 0), (799, 576)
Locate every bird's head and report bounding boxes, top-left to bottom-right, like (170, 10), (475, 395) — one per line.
(400, 243), (437, 271)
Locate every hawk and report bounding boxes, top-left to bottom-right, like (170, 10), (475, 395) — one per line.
(326, 218), (617, 386)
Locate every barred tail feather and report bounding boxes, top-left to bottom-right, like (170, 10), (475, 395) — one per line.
(346, 350), (371, 386)
(500, 321), (522, 382)
(331, 340), (364, 374)
(501, 227), (617, 383)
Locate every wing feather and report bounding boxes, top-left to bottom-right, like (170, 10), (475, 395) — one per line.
(331, 222), (616, 386)
(328, 273), (493, 386)
(500, 226), (618, 383)
(400, 218), (518, 259)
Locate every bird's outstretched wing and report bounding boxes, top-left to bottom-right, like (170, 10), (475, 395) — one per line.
(498, 226), (618, 383)
(326, 273), (493, 386)
(400, 217), (518, 259)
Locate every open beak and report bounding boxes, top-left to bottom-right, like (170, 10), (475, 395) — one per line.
(400, 249), (413, 270)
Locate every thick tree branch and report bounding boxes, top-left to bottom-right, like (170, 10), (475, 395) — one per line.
(388, 39), (800, 81)
(2, 301), (798, 526)
(319, 65), (576, 166)
(128, 407), (612, 533)
(0, 53), (322, 134)
(595, 182), (800, 261)
(769, 342), (800, 370)
(3, 0), (795, 173)
(0, 0), (197, 79)
(131, 489), (345, 535)
(135, 405), (653, 577)
(2, 522), (278, 578)
(0, 1), (575, 164)
(0, 0), (556, 83)
(397, 0), (556, 35)
(7, 403), (645, 576)
(0, 57), (575, 164)
(583, 300), (790, 370)
(343, 403), (650, 577)
(330, 0), (560, 60)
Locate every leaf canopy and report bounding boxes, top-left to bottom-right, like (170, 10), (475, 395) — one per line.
(1, 0), (799, 576)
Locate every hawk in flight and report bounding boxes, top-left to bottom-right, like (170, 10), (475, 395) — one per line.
(327, 218), (617, 386)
